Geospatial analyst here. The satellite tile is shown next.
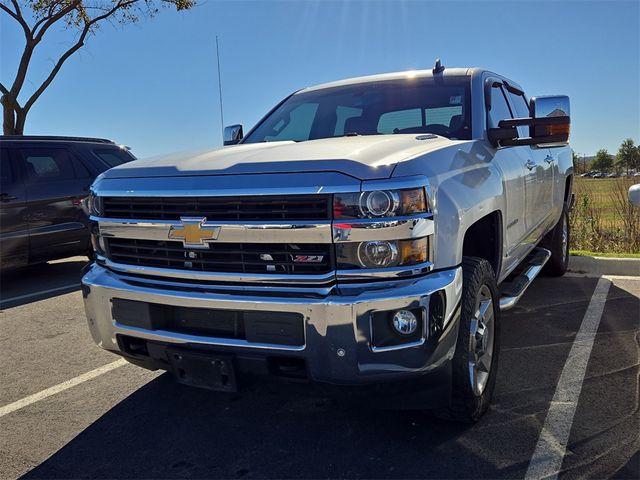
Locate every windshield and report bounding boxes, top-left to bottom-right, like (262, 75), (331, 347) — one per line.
(243, 76), (471, 143)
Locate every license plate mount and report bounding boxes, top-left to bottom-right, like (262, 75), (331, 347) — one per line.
(167, 349), (237, 392)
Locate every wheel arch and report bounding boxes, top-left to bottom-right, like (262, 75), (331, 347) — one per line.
(462, 210), (503, 279)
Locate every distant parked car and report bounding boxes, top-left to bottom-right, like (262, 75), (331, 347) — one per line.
(0, 136), (136, 269)
(592, 172), (604, 178)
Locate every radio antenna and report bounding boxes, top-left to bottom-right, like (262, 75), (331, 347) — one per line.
(216, 35), (225, 137)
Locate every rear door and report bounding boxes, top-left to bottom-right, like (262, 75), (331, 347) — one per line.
(17, 145), (92, 261)
(0, 146), (29, 268)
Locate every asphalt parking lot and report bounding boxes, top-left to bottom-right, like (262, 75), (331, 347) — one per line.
(1, 257), (638, 479)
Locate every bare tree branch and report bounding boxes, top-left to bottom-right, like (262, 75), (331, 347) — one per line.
(0, 2), (31, 36)
(0, 82), (9, 95)
(24, 0), (138, 113)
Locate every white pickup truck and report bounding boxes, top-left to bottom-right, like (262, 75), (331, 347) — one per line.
(82, 62), (572, 422)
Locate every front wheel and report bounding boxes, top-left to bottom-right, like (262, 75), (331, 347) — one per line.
(435, 257), (501, 423)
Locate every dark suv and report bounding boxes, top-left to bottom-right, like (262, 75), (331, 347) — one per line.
(0, 136), (136, 269)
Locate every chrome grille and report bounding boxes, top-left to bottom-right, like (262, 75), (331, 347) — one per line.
(102, 195), (331, 221)
(105, 238), (333, 274)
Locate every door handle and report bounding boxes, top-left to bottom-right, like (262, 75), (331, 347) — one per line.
(544, 155), (555, 164)
(0, 193), (17, 202)
(525, 159), (536, 171)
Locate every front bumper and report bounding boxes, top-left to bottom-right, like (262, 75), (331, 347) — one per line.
(82, 264), (462, 385)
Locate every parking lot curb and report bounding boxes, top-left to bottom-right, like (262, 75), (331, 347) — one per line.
(569, 255), (640, 277)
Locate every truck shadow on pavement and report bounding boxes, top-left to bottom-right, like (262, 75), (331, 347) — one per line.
(23, 373), (538, 479)
(0, 258), (87, 309)
(21, 277), (640, 479)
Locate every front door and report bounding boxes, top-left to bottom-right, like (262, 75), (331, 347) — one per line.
(504, 88), (555, 243)
(487, 82), (529, 274)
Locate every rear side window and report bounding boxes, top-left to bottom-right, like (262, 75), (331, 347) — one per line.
(334, 106), (363, 136)
(426, 106), (463, 128)
(487, 85), (513, 129)
(20, 148), (77, 181)
(378, 109), (422, 134)
(93, 148), (135, 168)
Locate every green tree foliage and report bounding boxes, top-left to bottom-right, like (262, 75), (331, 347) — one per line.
(591, 149), (614, 172)
(615, 138), (640, 173)
(0, 0), (195, 135)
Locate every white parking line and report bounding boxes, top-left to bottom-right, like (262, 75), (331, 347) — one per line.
(0, 359), (127, 418)
(0, 283), (80, 306)
(525, 277), (611, 480)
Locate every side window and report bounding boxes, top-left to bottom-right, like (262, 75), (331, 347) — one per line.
(488, 85), (513, 129)
(1, 148), (14, 186)
(72, 157), (91, 178)
(93, 148), (134, 168)
(265, 103), (319, 142)
(377, 109), (422, 134)
(20, 148), (77, 182)
(506, 91), (531, 138)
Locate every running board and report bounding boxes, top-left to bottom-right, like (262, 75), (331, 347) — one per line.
(499, 248), (551, 311)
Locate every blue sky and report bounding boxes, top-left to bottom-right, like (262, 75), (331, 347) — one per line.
(1, 0), (639, 158)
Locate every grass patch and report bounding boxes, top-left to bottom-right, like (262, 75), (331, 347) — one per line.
(570, 177), (639, 254)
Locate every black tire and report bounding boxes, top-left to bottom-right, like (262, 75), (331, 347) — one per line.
(541, 206), (570, 277)
(434, 257), (501, 423)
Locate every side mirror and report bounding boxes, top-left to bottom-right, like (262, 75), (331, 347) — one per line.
(629, 184), (640, 207)
(488, 95), (570, 148)
(529, 95), (571, 147)
(223, 124), (243, 146)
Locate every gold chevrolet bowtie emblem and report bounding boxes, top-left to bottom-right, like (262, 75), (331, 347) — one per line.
(168, 217), (220, 248)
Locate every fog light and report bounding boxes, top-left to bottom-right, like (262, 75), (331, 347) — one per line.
(392, 310), (418, 335)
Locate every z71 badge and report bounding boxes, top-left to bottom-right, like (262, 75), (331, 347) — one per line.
(291, 255), (324, 263)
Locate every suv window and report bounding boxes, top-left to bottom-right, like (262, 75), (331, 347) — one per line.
(488, 85), (513, 129)
(506, 90), (531, 138)
(1, 148), (13, 186)
(93, 148), (134, 168)
(20, 148), (77, 181)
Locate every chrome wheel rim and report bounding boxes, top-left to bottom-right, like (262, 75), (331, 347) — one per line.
(468, 285), (495, 396)
(561, 214), (568, 264)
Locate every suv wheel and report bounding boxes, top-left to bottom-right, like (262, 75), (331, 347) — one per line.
(435, 257), (501, 423)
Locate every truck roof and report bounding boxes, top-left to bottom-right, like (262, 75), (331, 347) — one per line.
(300, 67), (524, 95)
(301, 67), (480, 93)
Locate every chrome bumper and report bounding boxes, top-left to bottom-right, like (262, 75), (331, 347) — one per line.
(82, 265), (462, 384)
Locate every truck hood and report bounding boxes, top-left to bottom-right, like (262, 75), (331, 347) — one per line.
(104, 135), (461, 181)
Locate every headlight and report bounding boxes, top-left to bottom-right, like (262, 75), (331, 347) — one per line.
(86, 192), (103, 217)
(337, 237), (429, 270)
(334, 187), (428, 219)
